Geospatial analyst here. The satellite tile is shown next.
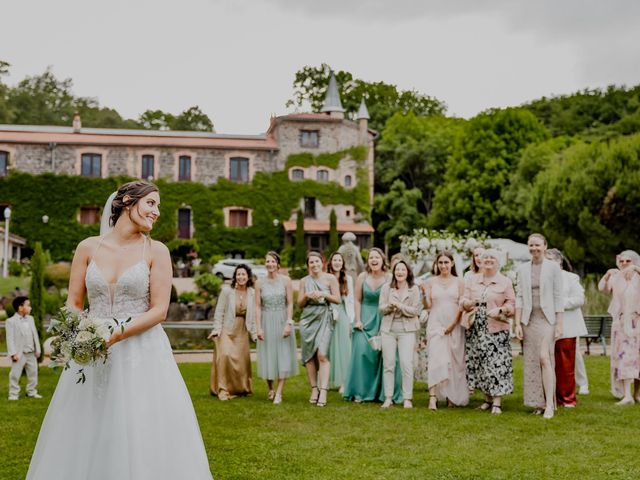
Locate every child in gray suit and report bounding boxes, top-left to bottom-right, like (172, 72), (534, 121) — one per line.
(7, 296), (42, 400)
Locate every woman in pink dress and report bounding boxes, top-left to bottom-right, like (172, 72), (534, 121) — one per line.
(598, 250), (640, 405)
(422, 252), (468, 410)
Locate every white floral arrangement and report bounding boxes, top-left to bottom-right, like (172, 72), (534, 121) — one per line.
(400, 228), (489, 275)
(48, 307), (130, 384)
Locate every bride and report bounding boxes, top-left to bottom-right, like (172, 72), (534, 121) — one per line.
(27, 181), (213, 479)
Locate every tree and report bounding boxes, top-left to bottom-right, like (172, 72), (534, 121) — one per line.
(8, 67), (77, 125)
(376, 112), (464, 213)
(30, 242), (46, 359)
(287, 64), (446, 132)
(138, 109), (175, 130)
(498, 136), (577, 239)
(428, 108), (549, 235)
(524, 85), (640, 138)
(528, 133), (640, 271)
(172, 106), (214, 132)
(295, 209), (305, 266)
(374, 179), (425, 252)
(0, 60), (12, 123)
(328, 209), (339, 253)
(138, 106), (214, 132)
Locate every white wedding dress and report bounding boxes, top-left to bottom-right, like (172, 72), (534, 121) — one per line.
(27, 239), (213, 479)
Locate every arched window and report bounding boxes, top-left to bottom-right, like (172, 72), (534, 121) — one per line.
(317, 170), (329, 182)
(344, 175), (352, 187)
(291, 169), (304, 181)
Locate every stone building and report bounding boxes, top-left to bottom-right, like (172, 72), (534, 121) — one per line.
(0, 74), (374, 253)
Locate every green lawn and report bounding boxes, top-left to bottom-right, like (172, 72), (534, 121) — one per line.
(0, 276), (30, 297)
(0, 356), (636, 479)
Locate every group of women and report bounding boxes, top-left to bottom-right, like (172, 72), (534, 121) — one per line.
(207, 237), (640, 416)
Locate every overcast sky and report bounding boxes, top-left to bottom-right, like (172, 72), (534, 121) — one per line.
(3, 0), (639, 134)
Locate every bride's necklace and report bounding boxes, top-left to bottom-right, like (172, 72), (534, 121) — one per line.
(236, 287), (247, 303)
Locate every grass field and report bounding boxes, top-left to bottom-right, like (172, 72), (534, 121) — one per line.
(0, 356), (636, 479)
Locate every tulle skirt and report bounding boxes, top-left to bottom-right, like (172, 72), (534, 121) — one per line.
(27, 323), (212, 480)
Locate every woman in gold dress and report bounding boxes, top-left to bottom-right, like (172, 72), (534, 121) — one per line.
(208, 264), (257, 400)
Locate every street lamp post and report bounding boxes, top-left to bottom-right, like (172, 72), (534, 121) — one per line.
(3, 206), (11, 278)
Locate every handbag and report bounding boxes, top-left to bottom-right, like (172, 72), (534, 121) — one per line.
(463, 309), (476, 329)
(367, 335), (382, 351)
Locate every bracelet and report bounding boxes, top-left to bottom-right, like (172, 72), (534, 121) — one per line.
(286, 319), (294, 326)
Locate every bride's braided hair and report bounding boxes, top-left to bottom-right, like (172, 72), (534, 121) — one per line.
(110, 180), (159, 227)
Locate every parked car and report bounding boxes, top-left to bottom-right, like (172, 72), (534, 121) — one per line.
(211, 259), (267, 281)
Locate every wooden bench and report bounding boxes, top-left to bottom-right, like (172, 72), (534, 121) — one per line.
(582, 315), (611, 356)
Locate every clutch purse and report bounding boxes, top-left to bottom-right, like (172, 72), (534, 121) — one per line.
(367, 335), (382, 351)
(463, 310), (476, 329)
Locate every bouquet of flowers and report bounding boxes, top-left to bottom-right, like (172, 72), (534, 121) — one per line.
(48, 307), (130, 384)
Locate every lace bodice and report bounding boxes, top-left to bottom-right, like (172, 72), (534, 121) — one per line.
(86, 260), (150, 319)
(261, 276), (287, 312)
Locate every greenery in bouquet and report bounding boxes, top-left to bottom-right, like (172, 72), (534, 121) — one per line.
(48, 307), (129, 384)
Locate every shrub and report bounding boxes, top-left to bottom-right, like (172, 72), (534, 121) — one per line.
(8, 260), (24, 277)
(194, 272), (222, 299)
(44, 262), (72, 289)
(43, 290), (66, 316)
(177, 291), (198, 304)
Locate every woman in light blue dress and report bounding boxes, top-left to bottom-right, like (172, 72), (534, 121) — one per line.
(298, 251), (340, 406)
(343, 248), (403, 403)
(327, 252), (355, 393)
(255, 251), (297, 404)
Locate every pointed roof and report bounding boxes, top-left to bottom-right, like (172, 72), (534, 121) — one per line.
(320, 72), (345, 113)
(357, 98), (370, 120)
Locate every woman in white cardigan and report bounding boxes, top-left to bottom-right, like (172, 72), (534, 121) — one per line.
(208, 264), (257, 400)
(545, 249), (588, 407)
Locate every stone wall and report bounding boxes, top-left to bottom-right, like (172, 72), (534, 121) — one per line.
(273, 119), (363, 169)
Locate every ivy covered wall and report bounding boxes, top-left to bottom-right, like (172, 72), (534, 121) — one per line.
(0, 147), (370, 261)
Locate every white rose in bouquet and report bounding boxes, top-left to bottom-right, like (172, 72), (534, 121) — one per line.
(96, 324), (112, 342)
(75, 330), (94, 343)
(78, 315), (97, 331)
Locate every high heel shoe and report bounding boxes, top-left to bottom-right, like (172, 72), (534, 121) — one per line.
(273, 393), (282, 405)
(309, 386), (319, 404)
(428, 395), (437, 411)
(317, 388), (328, 407)
(267, 390), (275, 401)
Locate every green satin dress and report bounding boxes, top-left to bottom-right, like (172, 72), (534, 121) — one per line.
(343, 281), (403, 403)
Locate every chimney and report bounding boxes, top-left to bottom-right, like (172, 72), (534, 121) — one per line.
(72, 112), (81, 133)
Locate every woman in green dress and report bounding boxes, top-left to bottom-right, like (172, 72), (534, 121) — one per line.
(343, 248), (403, 403)
(327, 252), (355, 393)
(298, 251), (341, 407)
(255, 251), (298, 404)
